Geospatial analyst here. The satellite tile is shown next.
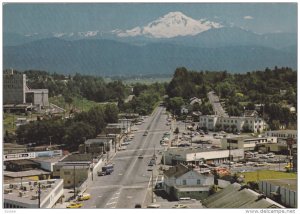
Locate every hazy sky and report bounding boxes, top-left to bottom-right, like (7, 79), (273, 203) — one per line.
(3, 3), (297, 35)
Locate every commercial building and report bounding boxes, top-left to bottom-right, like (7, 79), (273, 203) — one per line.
(3, 69), (49, 111)
(163, 164), (214, 200)
(3, 179), (63, 208)
(221, 136), (277, 151)
(163, 147), (244, 165)
(3, 70), (27, 104)
(265, 130), (297, 140)
(199, 115), (267, 133)
(79, 137), (113, 155)
(259, 179), (297, 208)
(53, 153), (102, 188)
(202, 183), (285, 208)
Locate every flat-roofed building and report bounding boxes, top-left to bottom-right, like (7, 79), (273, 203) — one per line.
(265, 130), (297, 140)
(163, 147), (244, 165)
(4, 169), (51, 183)
(3, 179), (63, 208)
(221, 136), (277, 151)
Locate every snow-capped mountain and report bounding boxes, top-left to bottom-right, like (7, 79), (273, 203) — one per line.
(114, 11), (223, 38)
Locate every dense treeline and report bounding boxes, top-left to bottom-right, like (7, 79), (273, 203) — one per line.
(15, 104), (119, 151)
(166, 67), (297, 129)
(15, 70), (129, 102)
(119, 82), (166, 115)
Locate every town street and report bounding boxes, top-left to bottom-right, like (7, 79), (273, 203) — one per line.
(82, 106), (168, 208)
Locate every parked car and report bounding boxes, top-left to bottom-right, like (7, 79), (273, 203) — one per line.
(172, 204), (189, 208)
(147, 204), (160, 208)
(66, 202), (83, 208)
(138, 155), (143, 159)
(77, 193), (91, 201)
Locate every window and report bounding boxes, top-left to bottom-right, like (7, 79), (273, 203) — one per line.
(183, 180), (186, 185)
(197, 179), (201, 184)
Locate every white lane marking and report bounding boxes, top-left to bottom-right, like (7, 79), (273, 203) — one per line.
(118, 173), (123, 175)
(98, 195), (102, 198)
(106, 202), (117, 205)
(111, 197), (119, 200)
(127, 196), (133, 199)
(116, 192), (120, 195)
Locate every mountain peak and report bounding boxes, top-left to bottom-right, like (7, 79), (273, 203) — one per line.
(115, 11), (223, 38)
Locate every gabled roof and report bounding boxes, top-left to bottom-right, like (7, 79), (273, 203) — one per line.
(202, 183), (285, 208)
(163, 164), (190, 178)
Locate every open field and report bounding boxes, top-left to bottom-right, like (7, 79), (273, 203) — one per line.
(49, 96), (108, 112)
(240, 170), (297, 183)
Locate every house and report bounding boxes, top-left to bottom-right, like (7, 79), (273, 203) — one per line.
(163, 164), (214, 200)
(259, 179), (297, 208)
(243, 110), (259, 117)
(190, 97), (202, 106)
(180, 105), (189, 114)
(202, 183), (285, 208)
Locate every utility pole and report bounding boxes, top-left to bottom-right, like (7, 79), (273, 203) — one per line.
(151, 169), (154, 203)
(38, 182), (41, 208)
(73, 165), (76, 199)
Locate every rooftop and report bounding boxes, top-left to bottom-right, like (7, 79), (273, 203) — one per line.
(164, 164), (190, 178)
(33, 155), (65, 163)
(3, 179), (63, 207)
(261, 179), (297, 191)
(202, 183), (285, 208)
(4, 169), (51, 178)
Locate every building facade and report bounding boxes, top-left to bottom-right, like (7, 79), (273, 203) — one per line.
(163, 147), (244, 165)
(3, 70), (27, 104)
(199, 115), (267, 133)
(163, 164), (214, 200)
(221, 137), (277, 151)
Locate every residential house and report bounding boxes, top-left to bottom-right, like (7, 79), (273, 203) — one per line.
(163, 164), (214, 200)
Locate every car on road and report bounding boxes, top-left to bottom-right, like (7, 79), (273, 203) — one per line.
(138, 155), (143, 159)
(143, 131), (148, 136)
(66, 202), (83, 208)
(77, 193), (91, 201)
(148, 162), (154, 166)
(97, 171), (106, 176)
(147, 204), (160, 208)
(172, 204), (189, 208)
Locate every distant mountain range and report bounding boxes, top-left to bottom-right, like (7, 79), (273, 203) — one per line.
(3, 11), (297, 75)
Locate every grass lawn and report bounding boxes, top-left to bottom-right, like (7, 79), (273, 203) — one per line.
(49, 96), (105, 112)
(240, 170), (297, 183)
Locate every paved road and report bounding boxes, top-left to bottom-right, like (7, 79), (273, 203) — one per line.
(81, 106), (168, 208)
(207, 91), (228, 117)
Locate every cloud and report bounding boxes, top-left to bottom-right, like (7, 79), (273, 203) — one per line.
(243, 16), (254, 20)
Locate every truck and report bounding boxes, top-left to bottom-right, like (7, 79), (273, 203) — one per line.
(98, 164), (114, 176)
